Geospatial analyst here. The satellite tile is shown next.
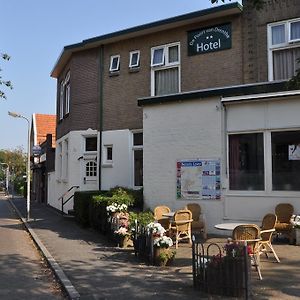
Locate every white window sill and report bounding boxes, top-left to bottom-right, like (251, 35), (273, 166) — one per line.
(102, 163), (113, 168)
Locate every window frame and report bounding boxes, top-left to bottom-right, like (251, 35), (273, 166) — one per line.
(109, 54), (120, 72)
(103, 144), (113, 164)
(150, 42), (181, 96)
(268, 18), (300, 81)
(85, 136), (98, 153)
(85, 161), (97, 178)
(227, 128), (300, 194)
(129, 50), (140, 68)
(132, 130), (143, 188)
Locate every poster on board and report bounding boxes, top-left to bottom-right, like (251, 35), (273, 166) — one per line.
(176, 159), (221, 200)
(289, 144), (300, 160)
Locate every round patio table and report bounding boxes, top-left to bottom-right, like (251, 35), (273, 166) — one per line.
(214, 223), (249, 231)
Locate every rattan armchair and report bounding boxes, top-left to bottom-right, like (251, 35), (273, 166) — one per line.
(154, 205), (171, 230)
(275, 203), (294, 243)
(258, 213), (280, 263)
(185, 203), (207, 239)
(171, 209), (193, 249)
(232, 224), (262, 280)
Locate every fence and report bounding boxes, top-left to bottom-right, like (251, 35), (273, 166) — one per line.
(192, 238), (251, 299)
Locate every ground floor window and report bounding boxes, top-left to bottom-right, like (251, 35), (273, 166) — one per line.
(86, 161), (97, 177)
(132, 131), (143, 187)
(229, 130), (300, 192)
(229, 133), (264, 191)
(272, 130), (300, 191)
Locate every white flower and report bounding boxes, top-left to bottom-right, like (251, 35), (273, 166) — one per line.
(154, 236), (173, 248)
(146, 222), (166, 236)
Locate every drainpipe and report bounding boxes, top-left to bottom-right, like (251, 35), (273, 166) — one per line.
(98, 45), (104, 191)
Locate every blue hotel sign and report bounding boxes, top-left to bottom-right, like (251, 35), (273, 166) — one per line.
(188, 23), (232, 56)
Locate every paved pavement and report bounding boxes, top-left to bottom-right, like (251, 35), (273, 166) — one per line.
(0, 194), (64, 299)
(7, 195), (300, 299)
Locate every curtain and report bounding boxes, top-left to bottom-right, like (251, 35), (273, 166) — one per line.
(155, 67), (179, 96)
(273, 47), (300, 80)
(291, 21), (300, 40)
(272, 24), (285, 45)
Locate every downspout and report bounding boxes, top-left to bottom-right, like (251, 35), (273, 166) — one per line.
(98, 45), (104, 191)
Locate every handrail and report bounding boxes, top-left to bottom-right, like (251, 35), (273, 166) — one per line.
(59, 185), (79, 215)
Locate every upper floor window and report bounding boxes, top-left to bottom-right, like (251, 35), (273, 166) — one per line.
(109, 55), (120, 72)
(151, 42), (180, 96)
(58, 71), (70, 120)
(85, 136), (97, 152)
(129, 50), (140, 68)
(268, 19), (300, 81)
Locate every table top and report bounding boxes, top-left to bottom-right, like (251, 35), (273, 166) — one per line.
(214, 223), (250, 231)
(162, 212), (175, 218)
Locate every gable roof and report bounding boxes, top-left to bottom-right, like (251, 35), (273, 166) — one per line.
(51, 2), (242, 78)
(32, 114), (56, 148)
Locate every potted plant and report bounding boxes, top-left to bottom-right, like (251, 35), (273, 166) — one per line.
(114, 227), (132, 248)
(153, 235), (175, 266)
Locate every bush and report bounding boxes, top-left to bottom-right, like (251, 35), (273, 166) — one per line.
(110, 186), (143, 210)
(74, 190), (103, 227)
(129, 210), (154, 229)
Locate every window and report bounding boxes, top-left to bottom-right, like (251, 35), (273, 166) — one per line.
(129, 50), (140, 68)
(272, 131), (300, 191)
(85, 137), (97, 152)
(151, 42), (180, 96)
(104, 145), (113, 163)
(86, 161), (97, 177)
(58, 142), (62, 180)
(132, 132), (143, 187)
(63, 139), (68, 180)
(109, 55), (120, 72)
(229, 133), (264, 190)
(58, 71), (70, 119)
(268, 19), (300, 80)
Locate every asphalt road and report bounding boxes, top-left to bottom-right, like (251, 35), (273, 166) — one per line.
(0, 195), (65, 299)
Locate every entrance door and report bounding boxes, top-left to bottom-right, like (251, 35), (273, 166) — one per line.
(81, 159), (98, 191)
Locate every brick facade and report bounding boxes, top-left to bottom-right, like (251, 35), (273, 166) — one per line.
(55, 1), (300, 138)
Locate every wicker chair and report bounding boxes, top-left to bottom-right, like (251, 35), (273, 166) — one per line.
(275, 203), (294, 243)
(154, 205), (171, 230)
(258, 213), (280, 263)
(171, 209), (193, 249)
(185, 203), (207, 239)
(232, 224), (262, 280)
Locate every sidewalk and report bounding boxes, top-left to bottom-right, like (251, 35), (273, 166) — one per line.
(9, 196), (300, 299)
(0, 194), (64, 299)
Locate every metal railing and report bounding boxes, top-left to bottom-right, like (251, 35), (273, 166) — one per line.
(58, 185), (79, 215)
(192, 237), (251, 299)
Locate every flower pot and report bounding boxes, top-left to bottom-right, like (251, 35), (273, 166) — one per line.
(153, 247), (175, 266)
(295, 228), (300, 246)
(118, 235), (132, 248)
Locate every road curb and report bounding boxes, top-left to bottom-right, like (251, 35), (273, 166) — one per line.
(8, 198), (81, 300)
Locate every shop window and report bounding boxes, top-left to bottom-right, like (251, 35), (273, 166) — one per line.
(109, 55), (120, 72)
(268, 19), (300, 80)
(229, 133), (264, 191)
(86, 161), (97, 177)
(85, 137), (97, 152)
(132, 132), (143, 187)
(272, 130), (300, 191)
(129, 50), (140, 68)
(151, 42), (180, 96)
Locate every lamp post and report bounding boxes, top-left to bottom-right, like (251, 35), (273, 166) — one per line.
(8, 111), (31, 220)
(0, 163), (9, 194)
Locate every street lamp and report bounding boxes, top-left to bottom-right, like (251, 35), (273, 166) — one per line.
(8, 111), (31, 220)
(0, 163), (9, 194)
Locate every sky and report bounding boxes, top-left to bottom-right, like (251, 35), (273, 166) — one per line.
(1, 0), (237, 151)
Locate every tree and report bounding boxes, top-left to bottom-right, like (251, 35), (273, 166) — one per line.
(211, 0), (265, 10)
(0, 147), (27, 194)
(0, 53), (13, 99)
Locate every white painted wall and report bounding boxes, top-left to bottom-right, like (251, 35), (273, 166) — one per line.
(143, 94), (300, 235)
(143, 97), (225, 234)
(47, 129), (99, 213)
(101, 129), (132, 190)
(224, 96), (300, 224)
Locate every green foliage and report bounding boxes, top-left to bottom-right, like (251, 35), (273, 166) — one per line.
(109, 186), (143, 209)
(0, 147), (26, 195)
(128, 210), (154, 228)
(0, 53), (13, 99)
(74, 190), (103, 227)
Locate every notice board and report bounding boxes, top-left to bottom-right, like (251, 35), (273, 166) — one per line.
(176, 159), (221, 200)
